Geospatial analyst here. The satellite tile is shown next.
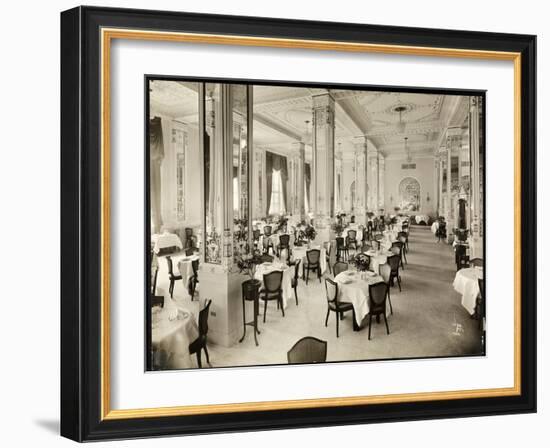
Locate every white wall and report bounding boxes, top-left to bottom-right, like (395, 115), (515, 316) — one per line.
(1, 1), (546, 448)
(384, 156), (437, 216)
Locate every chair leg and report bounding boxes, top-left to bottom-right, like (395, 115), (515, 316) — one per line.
(169, 279), (174, 298)
(387, 290), (393, 315)
(318, 267), (321, 282)
(336, 312), (340, 338)
(204, 344), (210, 365)
(294, 287), (298, 306)
(305, 268), (309, 285)
(263, 300), (268, 323)
(196, 350), (202, 368)
(280, 297), (285, 317)
(325, 309), (330, 327)
(383, 313), (390, 335)
(397, 276), (402, 292)
(368, 314), (373, 340)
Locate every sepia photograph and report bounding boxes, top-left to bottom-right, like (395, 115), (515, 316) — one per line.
(147, 78), (485, 371)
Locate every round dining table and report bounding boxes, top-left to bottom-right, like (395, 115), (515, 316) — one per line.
(365, 249), (393, 274)
(292, 245), (327, 275)
(334, 270), (385, 328)
(151, 297), (199, 370)
(453, 267), (483, 314)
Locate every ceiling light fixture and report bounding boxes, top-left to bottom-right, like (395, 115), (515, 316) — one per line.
(395, 105), (407, 133)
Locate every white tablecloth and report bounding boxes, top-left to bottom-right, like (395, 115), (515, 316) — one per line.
(151, 299), (199, 369)
(365, 250), (392, 274)
(254, 263), (293, 309)
(292, 246), (327, 274)
(334, 270), (384, 326)
(453, 267), (483, 314)
(431, 221), (439, 234)
(152, 233), (183, 253)
(176, 255), (200, 297)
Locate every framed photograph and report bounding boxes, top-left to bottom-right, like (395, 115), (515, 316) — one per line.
(61, 6), (536, 441)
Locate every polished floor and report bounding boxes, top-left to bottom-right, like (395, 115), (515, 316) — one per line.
(156, 226), (483, 368)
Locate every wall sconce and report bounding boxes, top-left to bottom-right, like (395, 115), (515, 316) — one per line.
(426, 192), (431, 203)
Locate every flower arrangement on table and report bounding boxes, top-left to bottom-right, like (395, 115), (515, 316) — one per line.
(303, 224), (317, 243)
(331, 221), (344, 237)
(350, 253), (370, 272)
(235, 250), (264, 281)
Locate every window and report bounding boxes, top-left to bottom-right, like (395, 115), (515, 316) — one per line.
(268, 170), (286, 215)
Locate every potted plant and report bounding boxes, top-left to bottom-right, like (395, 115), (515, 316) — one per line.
(331, 221), (344, 237)
(236, 250), (263, 299)
(304, 224), (317, 247)
(350, 254), (370, 272)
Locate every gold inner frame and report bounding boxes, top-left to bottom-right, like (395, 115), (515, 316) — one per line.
(100, 27), (522, 421)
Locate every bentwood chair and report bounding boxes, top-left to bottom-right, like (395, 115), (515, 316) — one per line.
(346, 229), (358, 253)
(278, 234), (290, 258)
(324, 241), (333, 275)
(324, 278), (354, 338)
(303, 249), (322, 285)
(455, 245), (469, 271)
(333, 261), (348, 278)
(291, 259), (301, 306)
(287, 337), (328, 364)
(398, 231), (409, 252)
(260, 270), (285, 322)
(189, 259), (199, 300)
(367, 282), (390, 340)
(391, 241), (405, 269)
(336, 237), (348, 261)
(166, 255), (182, 298)
(470, 258), (484, 268)
(378, 263), (394, 314)
(188, 299), (212, 368)
(387, 254), (402, 292)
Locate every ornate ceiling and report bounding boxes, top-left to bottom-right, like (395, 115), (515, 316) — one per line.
(150, 81), (469, 160)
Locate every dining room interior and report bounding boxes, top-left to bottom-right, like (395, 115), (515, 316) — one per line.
(148, 79), (485, 371)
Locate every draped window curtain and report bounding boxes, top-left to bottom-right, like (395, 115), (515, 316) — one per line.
(266, 151), (288, 215)
(150, 117), (165, 234)
(305, 163), (311, 214)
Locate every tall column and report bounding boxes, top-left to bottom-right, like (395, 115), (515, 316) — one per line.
(368, 147), (379, 213)
(353, 136), (368, 224)
(291, 141), (305, 219)
(433, 157), (439, 216)
(312, 93), (335, 242)
(469, 96), (483, 258)
(378, 154), (385, 212)
(445, 133), (453, 230)
(437, 148), (446, 217)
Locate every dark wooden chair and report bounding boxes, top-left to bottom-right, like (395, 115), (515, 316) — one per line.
(188, 299), (212, 368)
(188, 259), (199, 300)
(387, 254), (402, 292)
(287, 337), (327, 364)
(367, 282), (390, 340)
(336, 236), (348, 261)
(260, 270), (284, 322)
(184, 227), (196, 249)
(392, 240), (406, 268)
(303, 249), (321, 284)
(166, 255), (182, 298)
(324, 278), (354, 338)
(346, 229), (358, 253)
(470, 257), (484, 267)
(150, 265), (164, 308)
(333, 261), (348, 277)
(398, 231), (409, 252)
(324, 241), (332, 274)
(378, 263), (394, 314)
(455, 244), (469, 271)
(436, 222), (447, 242)
(263, 225), (272, 237)
(185, 248), (195, 256)
(291, 259), (301, 306)
(278, 234), (290, 258)
(373, 233), (384, 251)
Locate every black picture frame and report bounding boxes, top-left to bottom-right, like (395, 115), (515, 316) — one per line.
(61, 5), (536, 442)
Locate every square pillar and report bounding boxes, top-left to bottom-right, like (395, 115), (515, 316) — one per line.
(312, 93), (335, 243)
(353, 136), (368, 224)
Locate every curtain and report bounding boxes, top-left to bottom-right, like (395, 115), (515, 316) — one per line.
(150, 117), (164, 234)
(272, 153), (288, 213)
(305, 163), (311, 213)
(265, 152), (273, 215)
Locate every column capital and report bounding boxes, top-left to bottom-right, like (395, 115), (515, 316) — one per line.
(353, 135), (368, 148)
(312, 92), (335, 109)
(291, 141), (305, 152)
